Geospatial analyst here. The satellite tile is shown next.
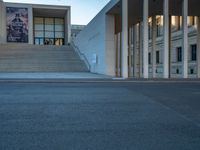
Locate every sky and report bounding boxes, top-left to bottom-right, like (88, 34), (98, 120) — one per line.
(4, 0), (110, 25)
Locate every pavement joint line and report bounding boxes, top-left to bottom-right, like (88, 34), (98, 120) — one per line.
(145, 94), (200, 129)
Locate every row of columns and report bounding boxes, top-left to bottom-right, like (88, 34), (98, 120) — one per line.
(121, 0), (198, 78)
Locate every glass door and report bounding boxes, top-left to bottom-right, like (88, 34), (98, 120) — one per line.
(34, 37), (44, 45)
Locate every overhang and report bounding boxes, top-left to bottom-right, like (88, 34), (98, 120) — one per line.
(107, 0), (200, 26)
(33, 5), (69, 18)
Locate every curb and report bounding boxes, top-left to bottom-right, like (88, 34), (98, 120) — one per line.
(0, 78), (200, 83)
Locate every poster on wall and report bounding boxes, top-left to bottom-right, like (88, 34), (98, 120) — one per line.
(6, 7), (28, 43)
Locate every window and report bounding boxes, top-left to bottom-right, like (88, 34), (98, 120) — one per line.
(34, 17), (65, 45)
(34, 38), (44, 45)
(148, 52), (151, 64)
(156, 51), (160, 64)
(176, 69), (180, 74)
(191, 44), (197, 61)
(156, 16), (163, 37)
(177, 47), (182, 62)
(188, 16), (196, 27)
(178, 16), (182, 31)
(35, 38), (39, 45)
(171, 16), (183, 32)
(190, 69), (194, 74)
(148, 18), (152, 40)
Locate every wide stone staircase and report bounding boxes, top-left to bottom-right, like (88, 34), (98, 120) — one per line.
(0, 44), (89, 72)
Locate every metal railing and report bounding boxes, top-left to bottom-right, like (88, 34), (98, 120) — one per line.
(71, 41), (91, 71)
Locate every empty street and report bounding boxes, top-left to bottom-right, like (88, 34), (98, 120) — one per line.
(0, 81), (200, 150)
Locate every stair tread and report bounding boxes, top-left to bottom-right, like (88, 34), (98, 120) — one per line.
(0, 44), (89, 72)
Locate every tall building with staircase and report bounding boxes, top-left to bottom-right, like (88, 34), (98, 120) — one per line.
(0, 0), (89, 73)
(1, 0), (200, 79)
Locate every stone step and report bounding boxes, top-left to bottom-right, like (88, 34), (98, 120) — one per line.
(0, 44), (89, 72)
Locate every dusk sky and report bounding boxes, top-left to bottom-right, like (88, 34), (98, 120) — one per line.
(4, 0), (110, 25)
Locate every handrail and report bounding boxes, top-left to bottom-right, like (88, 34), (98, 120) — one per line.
(71, 40), (91, 71)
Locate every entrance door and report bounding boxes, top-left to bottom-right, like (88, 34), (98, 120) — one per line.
(55, 38), (64, 46)
(44, 38), (54, 45)
(34, 38), (44, 45)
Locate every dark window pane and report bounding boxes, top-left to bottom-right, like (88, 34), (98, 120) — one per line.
(191, 44), (197, 61)
(156, 51), (159, 64)
(148, 52), (151, 64)
(177, 47), (182, 62)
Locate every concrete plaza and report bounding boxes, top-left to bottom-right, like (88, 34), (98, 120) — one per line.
(0, 81), (200, 150)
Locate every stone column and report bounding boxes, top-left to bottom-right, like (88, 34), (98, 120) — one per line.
(0, 0), (3, 44)
(197, 17), (200, 78)
(128, 27), (132, 77)
(163, 0), (169, 78)
(143, 0), (149, 78)
(28, 7), (33, 44)
(105, 14), (116, 76)
(152, 16), (156, 78)
(169, 15), (172, 78)
(67, 8), (71, 44)
(133, 24), (138, 77)
(65, 8), (71, 45)
(139, 22), (143, 78)
(182, 0), (188, 78)
(121, 0), (128, 78)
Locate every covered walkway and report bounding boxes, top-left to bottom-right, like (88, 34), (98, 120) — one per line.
(107, 0), (200, 79)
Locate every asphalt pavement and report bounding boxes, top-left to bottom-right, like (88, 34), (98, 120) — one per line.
(0, 81), (200, 150)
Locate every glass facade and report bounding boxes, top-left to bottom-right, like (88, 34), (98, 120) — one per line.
(34, 17), (65, 45)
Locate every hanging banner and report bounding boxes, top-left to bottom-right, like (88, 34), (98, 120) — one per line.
(6, 7), (28, 43)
